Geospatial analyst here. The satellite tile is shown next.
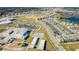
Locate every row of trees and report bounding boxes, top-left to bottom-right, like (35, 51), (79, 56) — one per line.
(0, 7), (41, 17)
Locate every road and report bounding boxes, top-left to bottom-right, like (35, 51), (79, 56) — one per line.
(40, 21), (65, 51)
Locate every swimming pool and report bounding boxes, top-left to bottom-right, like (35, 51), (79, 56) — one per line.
(65, 17), (79, 23)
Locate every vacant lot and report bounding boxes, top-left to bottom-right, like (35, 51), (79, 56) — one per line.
(62, 43), (79, 51)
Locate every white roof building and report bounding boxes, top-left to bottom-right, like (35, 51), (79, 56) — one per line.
(30, 37), (39, 48)
(0, 39), (3, 44)
(2, 29), (14, 37)
(0, 20), (12, 25)
(3, 36), (11, 44)
(0, 18), (16, 25)
(0, 18), (16, 22)
(37, 40), (45, 50)
(12, 29), (29, 40)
